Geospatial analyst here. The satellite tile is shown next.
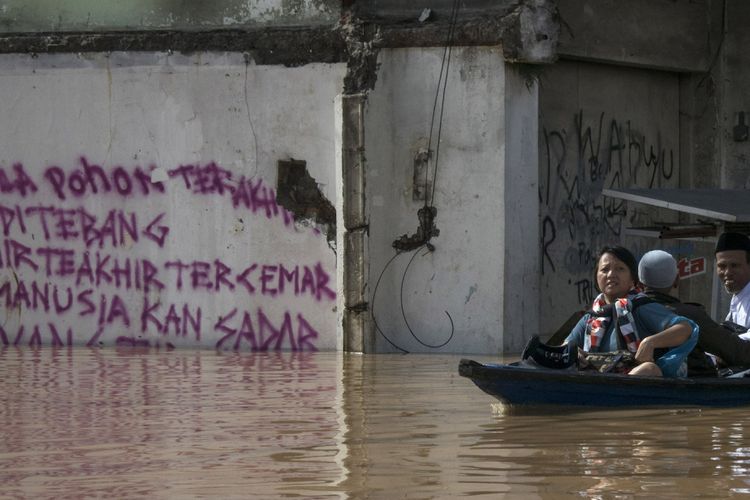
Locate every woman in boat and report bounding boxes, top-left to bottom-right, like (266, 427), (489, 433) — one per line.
(565, 246), (698, 377)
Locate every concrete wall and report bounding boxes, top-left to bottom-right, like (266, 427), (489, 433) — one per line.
(2, 0), (745, 354)
(721, 1), (750, 189)
(556, 0), (713, 73)
(503, 64), (540, 352)
(363, 47), (538, 354)
(0, 51), (344, 350)
(548, 0), (738, 327)
(538, 60), (683, 335)
(352, 0), (519, 22)
(0, 0), (340, 31)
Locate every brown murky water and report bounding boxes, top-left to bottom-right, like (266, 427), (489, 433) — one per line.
(2, 348), (750, 499)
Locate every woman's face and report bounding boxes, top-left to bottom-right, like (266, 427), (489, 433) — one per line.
(596, 252), (635, 303)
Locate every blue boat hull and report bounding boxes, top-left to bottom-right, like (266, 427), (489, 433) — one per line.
(458, 359), (750, 408)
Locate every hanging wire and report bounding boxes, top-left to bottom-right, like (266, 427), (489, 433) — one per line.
(399, 245), (455, 348)
(373, 0), (461, 352)
(371, 250), (412, 353)
(424, 0), (461, 209)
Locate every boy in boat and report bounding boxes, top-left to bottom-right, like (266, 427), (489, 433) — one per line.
(639, 249), (750, 373)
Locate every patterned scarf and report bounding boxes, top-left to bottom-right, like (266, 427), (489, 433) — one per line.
(585, 289), (645, 353)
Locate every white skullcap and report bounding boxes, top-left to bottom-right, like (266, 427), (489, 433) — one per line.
(638, 250), (678, 289)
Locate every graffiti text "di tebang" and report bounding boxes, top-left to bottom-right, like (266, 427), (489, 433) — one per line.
(0, 205), (168, 249)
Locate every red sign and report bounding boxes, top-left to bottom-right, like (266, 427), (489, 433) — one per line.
(677, 257), (706, 279)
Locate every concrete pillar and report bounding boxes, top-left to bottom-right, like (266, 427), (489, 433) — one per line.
(502, 65), (541, 352)
(337, 93), (371, 353)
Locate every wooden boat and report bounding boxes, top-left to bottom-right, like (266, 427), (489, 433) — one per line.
(458, 359), (750, 408)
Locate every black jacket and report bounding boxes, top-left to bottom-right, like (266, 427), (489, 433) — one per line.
(644, 290), (750, 369)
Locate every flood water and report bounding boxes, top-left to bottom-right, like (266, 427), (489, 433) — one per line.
(2, 348), (750, 499)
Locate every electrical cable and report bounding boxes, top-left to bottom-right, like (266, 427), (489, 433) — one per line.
(371, 249), (412, 353)
(399, 245), (455, 348)
(424, 0), (461, 209)
(428, 0), (460, 207)
(373, 0), (461, 352)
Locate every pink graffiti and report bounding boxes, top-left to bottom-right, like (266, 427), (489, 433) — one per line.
(140, 298), (202, 340)
(44, 157), (165, 200)
(10, 157), (311, 235)
(1, 249), (164, 292)
(0, 204), (169, 249)
(169, 162), (296, 227)
(0, 162), (38, 196)
(143, 212), (169, 247)
(164, 259), (335, 300)
(0, 323), (73, 347)
(0, 280), (131, 326)
(0, 246), (335, 301)
(1, 238), (37, 271)
(231, 176), (293, 225)
(169, 162), (234, 196)
(0, 301), (321, 351)
(214, 307), (319, 352)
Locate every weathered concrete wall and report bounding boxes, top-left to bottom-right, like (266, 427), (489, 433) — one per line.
(1, 0), (741, 355)
(538, 60), (685, 335)
(363, 46), (538, 354)
(550, 0), (740, 326)
(720, 1), (750, 189)
(503, 64), (540, 352)
(0, 0), (340, 31)
(0, 51), (345, 350)
(699, 0), (750, 318)
(352, 0), (517, 20)
(556, 0), (713, 73)
(360, 0), (559, 64)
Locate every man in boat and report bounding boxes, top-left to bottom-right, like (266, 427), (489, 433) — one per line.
(639, 249), (750, 372)
(715, 232), (750, 329)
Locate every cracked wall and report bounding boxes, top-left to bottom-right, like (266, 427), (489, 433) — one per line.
(0, 51), (345, 351)
(0, 0), (562, 355)
(361, 46), (518, 354)
(276, 159), (336, 244)
(0, 0), (341, 32)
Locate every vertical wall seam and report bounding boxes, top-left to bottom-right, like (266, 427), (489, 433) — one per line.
(341, 93), (369, 352)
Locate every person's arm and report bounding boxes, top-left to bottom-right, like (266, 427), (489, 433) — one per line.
(634, 321), (692, 363)
(679, 302), (750, 366)
(634, 302), (698, 363)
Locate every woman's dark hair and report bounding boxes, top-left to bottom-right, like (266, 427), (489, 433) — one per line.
(593, 246), (638, 292)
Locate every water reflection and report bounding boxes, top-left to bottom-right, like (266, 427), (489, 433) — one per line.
(464, 407), (750, 498)
(2, 348), (750, 498)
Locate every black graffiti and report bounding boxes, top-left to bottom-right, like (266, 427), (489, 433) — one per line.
(540, 128), (567, 205)
(564, 242), (598, 276)
(575, 278), (595, 305)
(540, 110), (676, 274)
(542, 215), (556, 275)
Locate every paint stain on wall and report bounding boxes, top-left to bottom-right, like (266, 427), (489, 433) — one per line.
(465, 284), (477, 304)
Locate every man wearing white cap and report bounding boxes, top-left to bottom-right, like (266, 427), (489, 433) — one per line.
(715, 232), (750, 328)
(639, 249), (750, 371)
